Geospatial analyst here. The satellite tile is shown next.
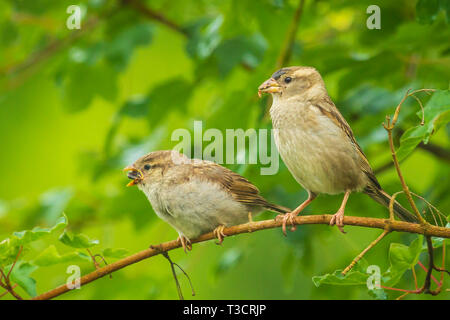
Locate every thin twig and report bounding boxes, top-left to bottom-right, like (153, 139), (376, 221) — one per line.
(417, 261), (440, 287)
(396, 291), (410, 300)
(171, 261), (195, 297)
(151, 245), (195, 299)
(123, 0), (188, 36)
(412, 265), (418, 290)
(160, 251), (195, 300)
(0, 8), (119, 90)
(6, 246), (22, 280)
(341, 230), (389, 275)
(410, 192), (446, 225)
(0, 246), (24, 300)
(0, 269), (23, 300)
(410, 94), (425, 125)
(0, 284), (18, 299)
(125, 0), (253, 71)
(93, 254), (112, 279)
(383, 89), (436, 224)
(421, 236), (440, 295)
(440, 244), (446, 283)
(86, 248), (101, 270)
(162, 252), (184, 300)
(389, 191), (404, 221)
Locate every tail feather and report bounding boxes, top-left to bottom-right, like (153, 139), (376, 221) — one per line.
(364, 186), (419, 223)
(263, 201), (291, 214)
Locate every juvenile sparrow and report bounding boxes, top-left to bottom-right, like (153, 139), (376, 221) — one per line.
(124, 150), (290, 251)
(258, 66), (418, 234)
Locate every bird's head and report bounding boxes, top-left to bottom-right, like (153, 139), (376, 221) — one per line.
(123, 150), (189, 187)
(258, 66), (326, 101)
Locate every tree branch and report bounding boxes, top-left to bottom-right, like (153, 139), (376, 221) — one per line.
(123, 0), (188, 36)
(0, 7), (119, 90)
(275, 0), (306, 69)
(33, 214), (450, 300)
(124, 0), (254, 71)
(342, 229), (390, 275)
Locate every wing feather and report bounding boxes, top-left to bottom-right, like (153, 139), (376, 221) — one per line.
(313, 96), (381, 189)
(190, 161), (290, 213)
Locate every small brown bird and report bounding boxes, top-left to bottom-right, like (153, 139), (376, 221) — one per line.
(258, 66), (418, 234)
(124, 150), (290, 251)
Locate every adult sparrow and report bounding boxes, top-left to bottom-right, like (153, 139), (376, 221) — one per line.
(258, 66), (418, 234)
(124, 150), (290, 251)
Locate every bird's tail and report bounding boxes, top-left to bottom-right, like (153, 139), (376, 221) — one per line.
(262, 201), (291, 214)
(364, 186), (419, 223)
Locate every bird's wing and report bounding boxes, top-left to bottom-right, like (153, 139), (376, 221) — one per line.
(313, 96), (381, 189)
(191, 161), (262, 204)
(190, 161), (289, 213)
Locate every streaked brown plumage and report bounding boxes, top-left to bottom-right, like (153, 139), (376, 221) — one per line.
(258, 66), (418, 234)
(124, 150), (290, 251)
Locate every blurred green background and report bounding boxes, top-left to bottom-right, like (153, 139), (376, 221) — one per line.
(0, 0), (449, 300)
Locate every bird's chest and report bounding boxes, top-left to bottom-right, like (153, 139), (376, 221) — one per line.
(270, 102), (362, 194)
(271, 102), (338, 162)
(139, 179), (248, 239)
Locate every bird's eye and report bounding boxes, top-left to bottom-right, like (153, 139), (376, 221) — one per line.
(143, 164), (151, 171)
(284, 77), (292, 83)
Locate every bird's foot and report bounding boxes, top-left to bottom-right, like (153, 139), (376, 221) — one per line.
(275, 212), (297, 236)
(329, 210), (346, 234)
(213, 225), (226, 245)
(274, 195), (316, 236)
(178, 235), (192, 253)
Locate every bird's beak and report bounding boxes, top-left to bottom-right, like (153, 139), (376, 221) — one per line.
(123, 165), (143, 187)
(258, 78), (282, 97)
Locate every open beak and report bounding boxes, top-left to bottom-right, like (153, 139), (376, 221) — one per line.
(123, 165), (143, 187)
(258, 78), (282, 97)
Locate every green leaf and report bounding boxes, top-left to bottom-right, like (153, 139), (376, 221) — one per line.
(33, 245), (90, 266)
(102, 248), (129, 259)
(12, 213), (68, 243)
(104, 23), (154, 71)
(383, 236), (423, 286)
(214, 33), (267, 76)
(147, 78), (193, 126)
(120, 95), (150, 118)
(0, 214), (68, 266)
(186, 16), (223, 60)
(59, 230), (99, 249)
(416, 0), (441, 24)
(312, 269), (369, 287)
(396, 90), (450, 161)
(61, 63), (118, 113)
(6, 261), (38, 297)
(343, 85), (406, 115)
(214, 248), (243, 276)
(8, 0), (64, 14)
(0, 21), (18, 46)
(38, 188), (73, 225)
